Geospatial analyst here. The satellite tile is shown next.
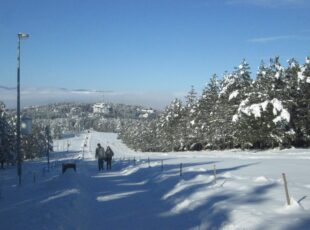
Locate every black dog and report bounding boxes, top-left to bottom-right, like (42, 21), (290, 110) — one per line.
(62, 163), (76, 173)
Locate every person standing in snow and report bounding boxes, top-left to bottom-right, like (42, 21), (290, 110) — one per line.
(105, 146), (114, 170)
(95, 143), (105, 171)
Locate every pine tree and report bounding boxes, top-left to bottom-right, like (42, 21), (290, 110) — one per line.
(118, 56), (310, 151)
(235, 58), (293, 148)
(196, 74), (219, 149)
(0, 102), (11, 166)
(217, 59), (252, 148)
(182, 86), (199, 150)
(157, 99), (184, 151)
(292, 57), (310, 146)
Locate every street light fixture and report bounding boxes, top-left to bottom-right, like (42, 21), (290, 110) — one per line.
(17, 32), (29, 185)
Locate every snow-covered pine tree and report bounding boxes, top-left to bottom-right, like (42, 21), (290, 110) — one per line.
(234, 58), (293, 148)
(0, 102), (12, 166)
(0, 104), (17, 165)
(182, 86), (200, 150)
(292, 57), (310, 146)
(21, 123), (54, 159)
(217, 59), (252, 148)
(156, 98), (184, 151)
(117, 56), (310, 151)
(196, 74), (219, 149)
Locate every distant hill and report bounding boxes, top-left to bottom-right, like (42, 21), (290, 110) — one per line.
(0, 85), (178, 109)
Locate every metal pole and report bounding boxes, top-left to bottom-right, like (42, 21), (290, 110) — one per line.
(17, 36), (21, 185)
(46, 126), (50, 172)
(16, 33), (29, 185)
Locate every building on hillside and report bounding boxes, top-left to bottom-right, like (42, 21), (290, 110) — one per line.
(93, 103), (112, 115)
(138, 108), (156, 119)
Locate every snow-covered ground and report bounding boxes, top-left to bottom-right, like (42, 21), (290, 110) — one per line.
(1, 131), (310, 230)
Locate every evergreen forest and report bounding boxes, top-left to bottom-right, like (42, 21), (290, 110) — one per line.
(119, 57), (310, 151)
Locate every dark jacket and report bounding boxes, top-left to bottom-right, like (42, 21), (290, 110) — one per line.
(105, 146), (114, 159)
(95, 147), (105, 159)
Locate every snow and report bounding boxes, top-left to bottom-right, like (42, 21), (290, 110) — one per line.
(232, 114), (238, 122)
(220, 75), (235, 96)
(275, 63), (284, 72)
(286, 129), (296, 135)
(271, 99), (290, 123)
(289, 61), (297, 68)
(271, 98), (283, 114)
(275, 71), (281, 79)
(234, 99), (263, 120)
(228, 90), (239, 101)
(40, 189), (80, 204)
(273, 109), (290, 124)
(234, 98), (290, 123)
(141, 113), (149, 118)
(1, 131), (310, 229)
(298, 69), (305, 81)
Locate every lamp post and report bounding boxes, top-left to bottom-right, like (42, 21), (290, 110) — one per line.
(17, 32), (29, 185)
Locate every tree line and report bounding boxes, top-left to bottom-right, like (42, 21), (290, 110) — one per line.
(0, 101), (156, 166)
(0, 101), (53, 167)
(118, 57), (310, 152)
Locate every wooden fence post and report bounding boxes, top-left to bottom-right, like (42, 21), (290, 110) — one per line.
(213, 164), (217, 184)
(42, 167), (45, 177)
(33, 172), (36, 183)
(282, 173), (291, 206)
(180, 163), (183, 177)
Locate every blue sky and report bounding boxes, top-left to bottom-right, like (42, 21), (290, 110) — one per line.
(1, 0), (309, 95)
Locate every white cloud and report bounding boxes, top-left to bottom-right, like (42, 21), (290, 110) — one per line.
(248, 35), (309, 43)
(227, 0), (308, 7)
(248, 35), (296, 43)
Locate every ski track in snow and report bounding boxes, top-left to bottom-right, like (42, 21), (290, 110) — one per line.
(1, 131), (310, 230)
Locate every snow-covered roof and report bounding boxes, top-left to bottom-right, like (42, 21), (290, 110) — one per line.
(93, 103), (108, 108)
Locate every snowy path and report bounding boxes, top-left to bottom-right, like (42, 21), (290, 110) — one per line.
(1, 131), (310, 230)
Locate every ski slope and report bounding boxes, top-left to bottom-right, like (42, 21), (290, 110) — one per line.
(1, 131), (310, 230)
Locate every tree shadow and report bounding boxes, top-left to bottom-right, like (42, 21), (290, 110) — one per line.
(86, 160), (268, 229)
(0, 157), (280, 230)
(285, 217), (310, 230)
